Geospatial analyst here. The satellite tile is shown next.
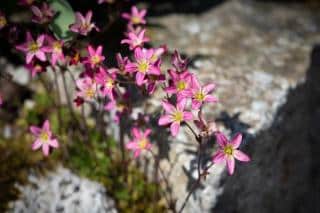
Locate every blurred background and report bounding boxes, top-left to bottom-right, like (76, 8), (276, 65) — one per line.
(0, 0), (319, 212)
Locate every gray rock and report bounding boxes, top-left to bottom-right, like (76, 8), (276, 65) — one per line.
(8, 167), (117, 213)
(145, 0), (320, 212)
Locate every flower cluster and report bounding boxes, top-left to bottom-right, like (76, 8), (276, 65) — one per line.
(9, 1), (251, 199)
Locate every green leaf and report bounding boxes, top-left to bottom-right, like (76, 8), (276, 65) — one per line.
(48, 0), (75, 41)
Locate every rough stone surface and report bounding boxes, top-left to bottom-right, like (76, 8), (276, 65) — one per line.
(8, 167), (117, 213)
(145, 0), (320, 212)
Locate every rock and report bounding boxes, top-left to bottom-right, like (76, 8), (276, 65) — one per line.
(145, 0), (320, 212)
(8, 167), (117, 213)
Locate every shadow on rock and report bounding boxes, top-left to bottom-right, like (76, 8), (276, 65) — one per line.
(212, 44), (320, 213)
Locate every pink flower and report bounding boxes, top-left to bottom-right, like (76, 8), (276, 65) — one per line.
(212, 132), (250, 175)
(16, 32), (50, 64)
(150, 45), (167, 63)
(121, 28), (149, 50)
(30, 120), (59, 156)
(158, 99), (193, 136)
(70, 11), (98, 36)
(25, 62), (44, 77)
(182, 76), (218, 109)
(126, 128), (152, 158)
(172, 50), (188, 71)
(30, 3), (55, 24)
(109, 53), (129, 74)
(0, 12), (7, 30)
(194, 111), (217, 138)
(76, 76), (97, 101)
(95, 67), (116, 100)
(122, 6), (147, 25)
(165, 70), (193, 101)
(45, 36), (64, 65)
(125, 48), (161, 86)
(83, 45), (105, 68)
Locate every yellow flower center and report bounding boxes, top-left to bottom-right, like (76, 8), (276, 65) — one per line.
(138, 138), (148, 149)
(40, 132), (49, 142)
(91, 55), (101, 65)
(137, 61), (149, 73)
(0, 17), (7, 28)
(53, 42), (62, 53)
(172, 111), (183, 122)
(105, 79), (114, 88)
(85, 88), (95, 99)
(28, 42), (39, 53)
(223, 145), (234, 156)
(176, 81), (186, 91)
(194, 91), (205, 101)
(131, 16), (141, 24)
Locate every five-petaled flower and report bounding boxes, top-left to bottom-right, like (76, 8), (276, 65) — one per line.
(30, 120), (59, 156)
(182, 76), (218, 109)
(16, 32), (50, 64)
(212, 132), (250, 175)
(165, 70), (193, 101)
(158, 99), (193, 137)
(76, 76), (97, 101)
(122, 6), (146, 25)
(83, 45), (105, 68)
(95, 67), (116, 100)
(126, 128), (152, 158)
(125, 48), (161, 86)
(70, 11), (98, 36)
(46, 36), (65, 65)
(30, 2), (55, 24)
(121, 28), (149, 50)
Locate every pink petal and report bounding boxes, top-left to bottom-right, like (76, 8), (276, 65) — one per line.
(191, 100), (202, 110)
(37, 35), (45, 46)
(131, 127), (141, 138)
(191, 76), (201, 90)
(49, 139), (59, 148)
(85, 10), (93, 22)
(32, 139), (42, 150)
(158, 115), (172, 126)
(231, 133), (242, 149)
(126, 141), (138, 150)
(233, 150), (250, 162)
(170, 122), (180, 137)
(42, 143), (50, 156)
(212, 150), (225, 164)
(144, 129), (152, 137)
(177, 98), (187, 111)
(183, 112), (193, 121)
(215, 132), (228, 147)
(42, 120), (50, 132)
(164, 86), (177, 94)
(204, 95), (218, 103)
(35, 51), (46, 61)
(30, 126), (41, 135)
(134, 150), (141, 158)
(202, 83), (216, 94)
(96, 46), (103, 55)
(135, 72), (145, 86)
(148, 66), (160, 75)
(226, 157), (235, 175)
(26, 53), (35, 64)
(88, 45), (95, 56)
(162, 101), (175, 113)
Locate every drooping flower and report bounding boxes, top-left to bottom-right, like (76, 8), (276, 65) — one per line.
(16, 32), (50, 64)
(109, 53), (129, 74)
(70, 11), (98, 36)
(172, 50), (188, 72)
(125, 48), (161, 86)
(194, 110), (217, 138)
(122, 6), (147, 25)
(25, 62), (45, 77)
(182, 76), (218, 109)
(30, 3), (55, 24)
(121, 28), (149, 50)
(126, 128), (152, 158)
(0, 12), (7, 30)
(83, 45), (105, 68)
(165, 70), (193, 101)
(45, 36), (64, 65)
(158, 99), (193, 137)
(212, 132), (250, 175)
(30, 120), (59, 156)
(95, 67), (116, 100)
(76, 76), (97, 101)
